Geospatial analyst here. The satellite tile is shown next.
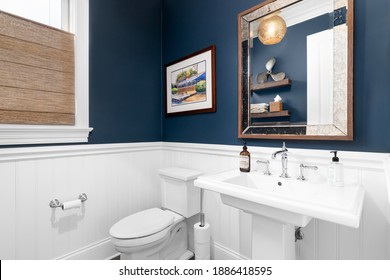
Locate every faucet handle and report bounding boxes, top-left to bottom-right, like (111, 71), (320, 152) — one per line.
(282, 142), (287, 151)
(256, 159), (271, 175)
(297, 164), (318, 181)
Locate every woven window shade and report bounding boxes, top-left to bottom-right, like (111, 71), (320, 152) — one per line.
(0, 11), (75, 125)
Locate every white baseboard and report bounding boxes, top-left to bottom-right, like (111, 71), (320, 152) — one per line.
(55, 235), (247, 260)
(211, 241), (249, 260)
(179, 230), (247, 260)
(56, 238), (117, 260)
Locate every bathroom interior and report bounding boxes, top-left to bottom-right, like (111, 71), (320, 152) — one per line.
(0, 0), (390, 261)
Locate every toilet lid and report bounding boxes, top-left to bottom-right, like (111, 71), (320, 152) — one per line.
(109, 208), (174, 239)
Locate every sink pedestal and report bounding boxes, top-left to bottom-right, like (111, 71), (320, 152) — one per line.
(251, 214), (295, 259)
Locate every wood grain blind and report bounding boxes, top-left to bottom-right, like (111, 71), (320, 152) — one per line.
(0, 11), (75, 125)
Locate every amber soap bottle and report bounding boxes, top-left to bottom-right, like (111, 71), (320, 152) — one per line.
(240, 142), (251, 172)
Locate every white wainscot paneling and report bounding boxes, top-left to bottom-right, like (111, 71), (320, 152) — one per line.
(1, 142), (389, 260)
(0, 161), (16, 259)
(0, 143), (163, 260)
(162, 142), (390, 260)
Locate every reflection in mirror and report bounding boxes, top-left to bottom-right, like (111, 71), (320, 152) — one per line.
(238, 0), (353, 140)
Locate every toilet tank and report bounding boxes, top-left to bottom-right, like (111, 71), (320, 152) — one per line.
(158, 167), (203, 218)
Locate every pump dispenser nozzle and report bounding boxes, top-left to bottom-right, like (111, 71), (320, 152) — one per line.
(330, 151), (339, 162)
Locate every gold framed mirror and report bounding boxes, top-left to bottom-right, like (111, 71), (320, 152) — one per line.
(238, 0), (353, 140)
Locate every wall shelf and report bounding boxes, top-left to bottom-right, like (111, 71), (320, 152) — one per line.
(251, 79), (292, 91)
(251, 110), (290, 118)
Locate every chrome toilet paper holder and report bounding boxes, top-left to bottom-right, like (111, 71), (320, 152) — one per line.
(49, 193), (88, 208)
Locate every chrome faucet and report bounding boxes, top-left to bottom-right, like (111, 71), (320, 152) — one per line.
(272, 142), (289, 178)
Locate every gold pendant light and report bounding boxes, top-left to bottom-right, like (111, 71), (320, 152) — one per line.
(258, 14), (287, 45)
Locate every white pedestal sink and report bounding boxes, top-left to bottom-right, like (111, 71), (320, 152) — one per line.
(195, 170), (365, 260)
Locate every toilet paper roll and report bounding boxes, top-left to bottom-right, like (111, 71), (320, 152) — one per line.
(194, 243), (211, 260)
(194, 222), (211, 243)
(61, 199), (82, 210)
(194, 222), (210, 260)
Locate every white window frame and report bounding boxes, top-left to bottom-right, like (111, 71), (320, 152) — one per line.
(0, 0), (92, 145)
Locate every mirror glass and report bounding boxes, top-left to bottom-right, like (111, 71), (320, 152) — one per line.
(238, 0), (353, 140)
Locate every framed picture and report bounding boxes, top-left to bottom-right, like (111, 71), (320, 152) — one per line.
(165, 45), (216, 116)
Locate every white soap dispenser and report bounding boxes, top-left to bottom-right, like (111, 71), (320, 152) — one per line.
(328, 151), (343, 187)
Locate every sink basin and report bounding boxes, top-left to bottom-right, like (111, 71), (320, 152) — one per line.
(195, 169), (365, 228)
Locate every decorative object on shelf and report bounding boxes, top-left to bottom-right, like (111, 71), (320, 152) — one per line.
(250, 103), (269, 114)
(256, 57), (286, 84)
(258, 14), (287, 45)
(270, 102), (283, 112)
(165, 45), (216, 117)
(270, 95), (283, 112)
(274, 94), (282, 102)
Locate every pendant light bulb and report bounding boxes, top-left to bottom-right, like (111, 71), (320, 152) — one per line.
(258, 14), (287, 45)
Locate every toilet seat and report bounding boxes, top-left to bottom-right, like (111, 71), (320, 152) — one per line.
(110, 208), (174, 239)
(111, 226), (172, 248)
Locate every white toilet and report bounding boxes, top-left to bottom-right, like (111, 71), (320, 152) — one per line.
(109, 167), (202, 260)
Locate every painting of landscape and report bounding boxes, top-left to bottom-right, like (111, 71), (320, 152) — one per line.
(165, 45), (215, 116)
(170, 61), (207, 106)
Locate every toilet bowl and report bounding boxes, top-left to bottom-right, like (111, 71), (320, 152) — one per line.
(109, 167), (203, 260)
(110, 208), (190, 260)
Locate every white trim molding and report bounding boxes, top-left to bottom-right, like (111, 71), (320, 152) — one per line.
(0, 126), (92, 146)
(212, 242), (249, 260)
(0, 141), (388, 170)
(0, 142), (162, 162)
(0, 0), (92, 145)
(72, 0), (90, 129)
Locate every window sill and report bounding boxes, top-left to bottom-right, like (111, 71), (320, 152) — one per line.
(0, 125), (93, 145)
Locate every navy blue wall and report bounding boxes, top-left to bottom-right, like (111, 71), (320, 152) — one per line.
(162, 0), (390, 153)
(89, 0), (162, 144)
(2, 0), (389, 152)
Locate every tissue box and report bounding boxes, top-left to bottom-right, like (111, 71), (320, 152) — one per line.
(270, 101), (282, 112)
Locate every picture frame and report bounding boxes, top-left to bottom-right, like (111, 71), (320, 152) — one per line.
(165, 45), (216, 117)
